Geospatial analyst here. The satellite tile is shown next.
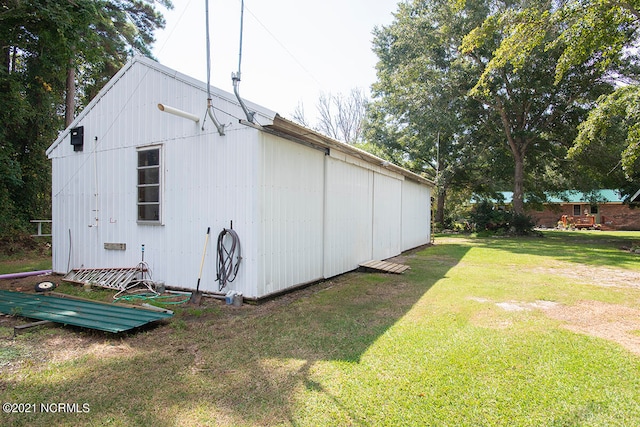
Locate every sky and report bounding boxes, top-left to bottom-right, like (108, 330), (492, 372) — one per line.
(152, 0), (401, 123)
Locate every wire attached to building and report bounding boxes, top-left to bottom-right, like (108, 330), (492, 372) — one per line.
(231, 0), (256, 123)
(216, 227), (241, 291)
(202, 0), (225, 135)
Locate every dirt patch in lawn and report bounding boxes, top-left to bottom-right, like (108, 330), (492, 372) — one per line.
(545, 300), (640, 355)
(475, 297), (640, 355)
(0, 272), (55, 293)
(532, 263), (640, 289)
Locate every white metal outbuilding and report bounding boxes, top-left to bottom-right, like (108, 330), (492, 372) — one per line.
(46, 56), (433, 300)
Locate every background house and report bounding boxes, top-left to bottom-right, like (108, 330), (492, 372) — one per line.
(527, 190), (640, 230)
(46, 56), (434, 300)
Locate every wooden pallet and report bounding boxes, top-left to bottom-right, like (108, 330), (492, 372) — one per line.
(359, 260), (410, 274)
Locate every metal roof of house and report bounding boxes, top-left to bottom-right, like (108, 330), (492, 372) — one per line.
(0, 290), (172, 333)
(475, 190), (626, 204)
(545, 190), (625, 204)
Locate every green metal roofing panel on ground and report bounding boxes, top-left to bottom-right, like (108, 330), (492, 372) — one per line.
(0, 290), (173, 333)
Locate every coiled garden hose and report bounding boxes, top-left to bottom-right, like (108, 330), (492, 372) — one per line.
(217, 228), (241, 291)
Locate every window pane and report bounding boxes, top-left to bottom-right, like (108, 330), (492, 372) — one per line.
(138, 168), (159, 185)
(573, 205), (581, 216)
(138, 149), (160, 167)
(138, 204), (160, 221)
(138, 185), (159, 203)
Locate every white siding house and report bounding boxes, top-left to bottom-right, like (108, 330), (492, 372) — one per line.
(46, 56), (433, 300)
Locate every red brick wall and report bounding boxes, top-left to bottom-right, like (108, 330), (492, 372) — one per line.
(599, 204), (640, 230)
(527, 203), (640, 230)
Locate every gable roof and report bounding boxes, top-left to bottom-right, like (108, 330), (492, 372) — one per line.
(47, 56), (434, 187)
(46, 55), (275, 156)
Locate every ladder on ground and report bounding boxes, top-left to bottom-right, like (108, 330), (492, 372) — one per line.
(63, 267), (140, 291)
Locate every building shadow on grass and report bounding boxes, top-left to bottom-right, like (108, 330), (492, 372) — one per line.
(0, 243), (469, 427)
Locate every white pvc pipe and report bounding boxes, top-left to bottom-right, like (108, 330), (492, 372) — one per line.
(157, 104), (200, 123)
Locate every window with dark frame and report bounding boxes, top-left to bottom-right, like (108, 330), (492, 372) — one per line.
(590, 205), (598, 215)
(137, 147), (161, 222)
(573, 205), (581, 216)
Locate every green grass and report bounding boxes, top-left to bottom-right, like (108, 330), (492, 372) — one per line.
(0, 239), (52, 274)
(0, 256), (52, 275)
(1, 231), (640, 426)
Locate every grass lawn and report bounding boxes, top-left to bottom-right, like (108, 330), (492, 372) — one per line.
(1, 231), (639, 426)
(0, 238), (52, 275)
(0, 256), (52, 276)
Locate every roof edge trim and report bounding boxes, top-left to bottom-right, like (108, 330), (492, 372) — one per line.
(266, 115), (435, 187)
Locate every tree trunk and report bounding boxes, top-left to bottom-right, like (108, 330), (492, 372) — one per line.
(494, 97), (528, 215)
(3, 46), (9, 73)
(65, 62), (75, 127)
(512, 152), (525, 215)
(435, 186), (446, 227)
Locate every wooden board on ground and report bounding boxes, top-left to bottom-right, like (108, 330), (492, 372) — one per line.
(359, 260), (410, 274)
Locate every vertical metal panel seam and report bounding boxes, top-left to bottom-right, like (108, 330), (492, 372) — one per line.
(371, 171), (375, 260)
(400, 178), (404, 252)
(321, 152), (328, 278)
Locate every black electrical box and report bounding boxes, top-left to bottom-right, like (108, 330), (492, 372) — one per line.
(70, 126), (84, 151)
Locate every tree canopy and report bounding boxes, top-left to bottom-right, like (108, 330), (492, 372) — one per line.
(292, 89), (368, 144)
(367, 0), (495, 225)
(462, 0), (640, 197)
(367, 0), (613, 222)
(0, 0), (171, 238)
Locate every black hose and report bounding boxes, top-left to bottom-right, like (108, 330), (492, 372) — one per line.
(216, 228), (241, 291)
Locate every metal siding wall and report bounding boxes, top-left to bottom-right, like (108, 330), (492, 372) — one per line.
(257, 133), (324, 297)
(401, 180), (432, 251)
(158, 127), (259, 297)
(50, 60), (261, 298)
(49, 59), (434, 300)
(372, 173), (403, 260)
(323, 157), (373, 278)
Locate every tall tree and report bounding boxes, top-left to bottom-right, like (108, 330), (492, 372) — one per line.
(367, 0), (493, 226)
(466, 0), (640, 197)
(65, 0), (173, 124)
(368, 0), (609, 222)
(460, 0), (612, 214)
(293, 89), (368, 144)
(0, 0), (171, 238)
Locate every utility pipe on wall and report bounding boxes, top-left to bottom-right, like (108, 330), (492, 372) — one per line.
(231, 0), (255, 123)
(157, 104), (200, 123)
(0, 270), (52, 280)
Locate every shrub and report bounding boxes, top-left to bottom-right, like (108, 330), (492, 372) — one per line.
(509, 212), (536, 235)
(470, 201), (536, 235)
